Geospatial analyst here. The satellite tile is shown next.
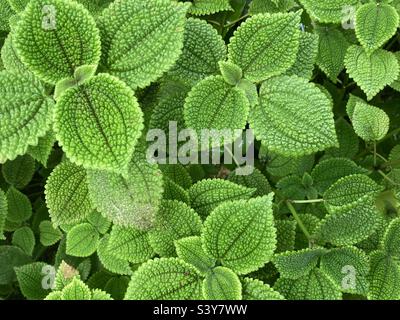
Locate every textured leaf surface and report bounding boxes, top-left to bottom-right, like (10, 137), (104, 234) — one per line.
(108, 225), (154, 263)
(125, 258), (203, 300)
(242, 277), (285, 300)
(275, 220), (297, 253)
(0, 245), (31, 284)
(61, 277), (92, 300)
(1, 33), (29, 72)
(274, 268), (342, 300)
(351, 101), (390, 142)
(228, 167), (272, 197)
(250, 75), (337, 156)
(0, 189), (7, 239)
(168, 18), (226, 85)
(184, 75), (249, 135)
(148, 200), (202, 257)
(189, 179), (255, 219)
(27, 130), (55, 167)
(325, 118), (359, 158)
(160, 164), (192, 190)
(345, 45), (399, 101)
(55, 74), (143, 172)
(203, 266), (242, 300)
(175, 236), (216, 275)
(12, 226), (35, 256)
(66, 223), (99, 257)
(39, 221), (62, 247)
(382, 218), (400, 258)
(188, 0), (232, 15)
(202, 195), (277, 274)
(2, 155), (35, 189)
(249, 0), (294, 15)
(98, 0), (189, 89)
(228, 12), (300, 82)
(15, 262), (51, 300)
(299, 0), (358, 23)
(45, 162), (92, 227)
(0, 0), (14, 31)
(320, 247), (369, 295)
(355, 3), (399, 54)
(87, 142), (163, 229)
(6, 187), (32, 223)
(14, 0), (101, 84)
(0, 71), (54, 163)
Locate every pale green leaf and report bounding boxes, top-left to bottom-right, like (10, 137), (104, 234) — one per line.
(228, 167), (272, 197)
(160, 164), (192, 189)
(39, 220), (62, 247)
(202, 266), (242, 300)
(242, 277), (285, 300)
(61, 277), (92, 300)
(249, 0), (294, 15)
(66, 223), (99, 257)
(27, 130), (55, 167)
(382, 217), (400, 258)
(15, 262), (52, 300)
(219, 61), (242, 85)
(188, 0), (232, 15)
(299, 0), (359, 23)
(325, 118), (359, 158)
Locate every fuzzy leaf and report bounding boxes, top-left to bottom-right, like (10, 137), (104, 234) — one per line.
(275, 220), (297, 253)
(45, 161), (93, 227)
(39, 221), (62, 247)
(12, 226), (35, 256)
(55, 74), (143, 172)
(345, 45), (399, 101)
(274, 268), (342, 300)
(249, 0), (294, 15)
(228, 12), (300, 82)
(219, 61), (242, 85)
(202, 194), (277, 274)
(320, 247), (369, 295)
(6, 187), (32, 223)
(2, 155), (35, 189)
(160, 164), (192, 190)
(0, 245), (31, 284)
(61, 277), (92, 300)
(98, 0), (189, 89)
(66, 223), (99, 257)
(108, 225), (154, 263)
(250, 75), (337, 156)
(273, 248), (327, 279)
(325, 118), (359, 158)
(184, 75), (249, 136)
(0, 0), (14, 31)
(87, 211), (111, 235)
(382, 217), (400, 258)
(175, 236), (216, 275)
(1, 33), (28, 72)
(0, 189), (7, 239)
(188, 0), (232, 15)
(299, 0), (359, 23)
(6, 0), (30, 12)
(189, 178), (255, 219)
(242, 277), (285, 300)
(14, 0), (101, 84)
(168, 18), (227, 85)
(228, 167), (272, 197)
(125, 258), (203, 300)
(87, 142), (163, 229)
(355, 3), (399, 54)
(162, 177), (190, 204)
(148, 200), (203, 257)
(351, 101), (390, 142)
(0, 71), (54, 163)
(15, 262), (52, 300)
(27, 130), (55, 167)
(203, 266), (242, 300)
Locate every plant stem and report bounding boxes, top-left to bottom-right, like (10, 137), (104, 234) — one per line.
(373, 141), (377, 168)
(286, 201), (311, 240)
(378, 170), (399, 186)
(224, 14), (249, 28)
(290, 198), (324, 204)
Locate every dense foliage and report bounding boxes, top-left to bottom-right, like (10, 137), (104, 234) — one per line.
(0, 0), (400, 301)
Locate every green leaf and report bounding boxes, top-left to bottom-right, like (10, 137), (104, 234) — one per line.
(55, 74), (143, 172)
(275, 219), (297, 253)
(368, 250), (400, 300)
(382, 217), (400, 258)
(311, 158), (368, 194)
(265, 152), (314, 177)
(325, 118), (359, 158)
(250, 75), (338, 156)
(2, 155), (35, 189)
(228, 12), (301, 82)
(45, 161), (93, 227)
(228, 167), (272, 197)
(242, 277), (285, 300)
(39, 221), (62, 247)
(27, 130), (55, 167)
(0, 245), (31, 285)
(236, 78), (258, 106)
(299, 0), (359, 23)
(148, 200), (203, 257)
(98, 0), (189, 89)
(66, 223), (99, 257)
(175, 236), (216, 275)
(0, 0), (14, 31)
(219, 61), (243, 85)
(6, 187), (32, 223)
(285, 32), (319, 80)
(14, 0), (100, 84)
(87, 211), (111, 235)
(249, 0), (294, 15)
(202, 194), (277, 274)
(168, 18), (227, 85)
(103, 276), (129, 300)
(320, 247), (369, 295)
(6, 0), (30, 12)
(351, 101), (390, 142)
(61, 277), (92, 300)
(12, 226), (35, 256)
(189, 178), (255, 219)
(0, 189), (7, 239)
(0, 71), (54, 163)
(202, 266), (242, 300)
(273, 248), (327, 279)
(188, 0), (232, 15)
(274, 268), (342, 300)
(315, 26), (350, 82)
(1, 33), (29, 72)
(96, 235), (132, 276)
(163, 177), (190, 204)
(44, 291), (62, 300)
(87, 142), (163, 229)
(184, 75), (249, 137)
(125, 258), (203, 300)
(15, 262), (52, 300)
(355, 3), (399, 54)
(108, 225), (154, 263)
(345, 45), (399, 101)
(160, 164), (192, 190)
(91, 288), (113, 300)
